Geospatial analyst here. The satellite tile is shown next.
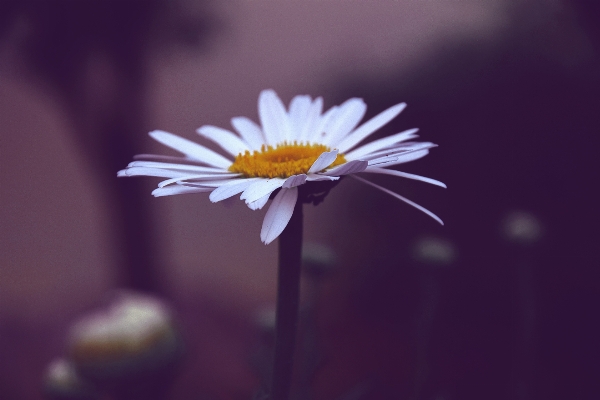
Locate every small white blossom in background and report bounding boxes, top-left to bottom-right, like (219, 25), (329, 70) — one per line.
(413, 237), (457, 267)
(43, 358), (98, 400)
(119, 89), (445, 244)
(502, 211), (542, 245)
(67, 291), (181, 380)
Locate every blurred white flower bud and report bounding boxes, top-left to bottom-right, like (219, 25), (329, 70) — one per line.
(412, 237), (456, 266)
(502, 211), (542, 245)
(67, 291), (182, 380)
(43, 358), (98, 400)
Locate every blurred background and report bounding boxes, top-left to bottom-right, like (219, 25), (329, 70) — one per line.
(1, 0), (598, 399)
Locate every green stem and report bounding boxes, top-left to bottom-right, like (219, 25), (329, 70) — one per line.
(271, 201), (303, 400)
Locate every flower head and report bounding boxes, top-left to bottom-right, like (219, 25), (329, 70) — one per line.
(118, 89), (445, 244)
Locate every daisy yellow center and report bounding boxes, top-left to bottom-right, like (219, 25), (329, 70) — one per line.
(229, 142), (346, 178)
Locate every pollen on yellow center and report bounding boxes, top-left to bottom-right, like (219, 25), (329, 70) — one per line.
(229, 142), (346, 178)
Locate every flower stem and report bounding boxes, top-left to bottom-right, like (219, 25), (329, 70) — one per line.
(271, 201), (303, 400)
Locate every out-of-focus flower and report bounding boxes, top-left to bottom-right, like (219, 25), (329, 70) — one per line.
(67, 291), (182, 380)
(119, 89), (445, 244)
(412, 237), (457, 267)
(502, 211), (542, 245)
(43, 358), (98, 400)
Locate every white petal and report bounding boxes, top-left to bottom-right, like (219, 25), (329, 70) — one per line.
(183, 179), (242, 188)
(260, 187), (298, 244)
(127, 161), (230, 174)
(323, 160), (368, 176)
(345, 128), (419, 160)
(149, 130), (232, 168)
(307, 150), (339, 174)
(152, 186), (212, 197)
(351, 175), (443, 225)
(247, 193), (270, 210)
(323, 98), (367, 147)
(209, 178), (262, 202)
(282, 174), (307, 188)
(289, 95), (311, 117)
(288, 95), (312, 137)
(306, 174), (339, 182)
(307, 106), (338, 143)
(240, 178), (285, 203)
(367, 149), (431, 167)
(358, 142), (435, 161)
(374, 153), (429, 167)
(158, 173), (240, 188)
(231, 117), (265, 151)
(298, 97), (323, 142)
(336, 103), (406, 153)
(259, 90), (290, 145)
(132, 154), (212, 165)
(196, 125), (250, 156)
(119, 167), (192, 179)
(362, 167), (446, 188)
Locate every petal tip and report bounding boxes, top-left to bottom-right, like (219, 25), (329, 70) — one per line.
(149, 129), (168, 138)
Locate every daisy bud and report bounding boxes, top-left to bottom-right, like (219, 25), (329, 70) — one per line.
(502, 211), (542, 245)
(412, 236), (456, 267)
(67, 291), (182, 382)
(43, 358), (98, 400)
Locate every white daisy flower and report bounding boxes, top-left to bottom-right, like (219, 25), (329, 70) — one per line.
(118, 89), (445, 244)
